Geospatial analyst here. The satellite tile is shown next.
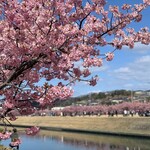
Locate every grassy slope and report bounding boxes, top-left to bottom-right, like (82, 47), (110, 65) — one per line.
(9, 116), (150, 136)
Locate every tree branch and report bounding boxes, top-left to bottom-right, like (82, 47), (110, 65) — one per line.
(0, 54), (46, 90)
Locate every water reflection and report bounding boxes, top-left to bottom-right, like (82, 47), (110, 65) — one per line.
(2, 130), (150, 150)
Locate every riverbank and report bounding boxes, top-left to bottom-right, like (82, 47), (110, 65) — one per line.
(3, 116), (150, 138)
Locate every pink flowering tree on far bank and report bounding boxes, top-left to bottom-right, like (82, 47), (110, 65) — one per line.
(51, 102), (150, 116)
(0, 0), (150, 135)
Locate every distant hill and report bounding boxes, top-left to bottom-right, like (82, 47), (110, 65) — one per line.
(55, 89), (150, 107)
(56, 90), (128, 106)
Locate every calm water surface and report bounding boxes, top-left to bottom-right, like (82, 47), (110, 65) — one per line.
(1, 130), (150, 150)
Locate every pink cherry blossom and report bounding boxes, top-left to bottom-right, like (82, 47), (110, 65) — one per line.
(8, 113), (18, 121)
(0, 131), (11, 140)
(89, 76), (99, 86)
(143, 0), (150, 5)
(82, 69), (91, 77)
(26, 126), (40, 135)
(106, 52), (114, 61)
(10, 138), (21, 146)
(122, 4), (131, 10)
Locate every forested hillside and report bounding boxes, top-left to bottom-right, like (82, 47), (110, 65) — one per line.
(55, 90), (150, 107)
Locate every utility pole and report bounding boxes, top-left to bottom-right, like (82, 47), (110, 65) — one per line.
(131, 90), (133, 102)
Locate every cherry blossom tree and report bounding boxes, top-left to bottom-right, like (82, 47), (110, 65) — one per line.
(0, 0), (150, 135)
(52, 102), (150, 116)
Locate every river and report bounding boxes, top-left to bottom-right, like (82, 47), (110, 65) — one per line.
(1, 130), (150, 150)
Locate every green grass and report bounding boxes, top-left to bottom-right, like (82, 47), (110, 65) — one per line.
(0, 145), (11, 150)
(7, 115), (150, 136)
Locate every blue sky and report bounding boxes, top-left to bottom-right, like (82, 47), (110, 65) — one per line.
(71, 0), (150, 97)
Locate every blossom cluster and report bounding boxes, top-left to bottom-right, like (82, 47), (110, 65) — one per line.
(26, 126), (40, 135)
(52, 102), (150, 115)
(10, 138), (21, 147)
(0, 131), (11, 140)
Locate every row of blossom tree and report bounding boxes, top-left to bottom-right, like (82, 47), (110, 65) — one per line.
(50, 102), (150, 116)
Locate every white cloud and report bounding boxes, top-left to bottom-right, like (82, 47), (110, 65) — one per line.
(90, 90), (102, 93)
(137, 55), (150, 63)
(110, 55), (150, 90)
(114, 67), (131, 73)
(124, 83), (134, 88)
(123, 42), (150, 54)
(89, 65), (108, 73)
(134, 43), (150, 51)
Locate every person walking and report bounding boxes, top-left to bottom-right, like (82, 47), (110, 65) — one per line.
(9, 128), (20, 150)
